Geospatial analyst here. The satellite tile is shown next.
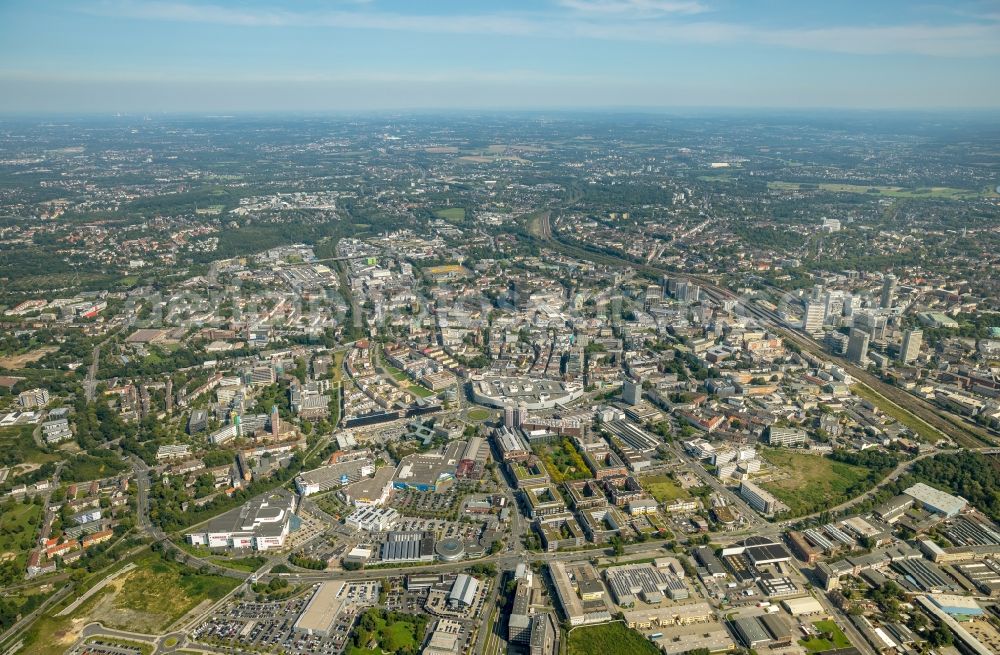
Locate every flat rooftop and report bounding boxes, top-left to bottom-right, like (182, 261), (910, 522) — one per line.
(295, 581), (346, 634)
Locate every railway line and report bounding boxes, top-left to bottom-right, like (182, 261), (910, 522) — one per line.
(534, 212), (994, 450)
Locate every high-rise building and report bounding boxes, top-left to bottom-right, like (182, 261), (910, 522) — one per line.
(514, 402), (529, 429)
(880, 274), (897, 310)
(270, 405), (280, 437)
(803, 301), (825, 335)
(622, 378), (642, 406)
(847, 329), (870, 365)
(675, 280), (700, 303)
(900, 329), (923, 364)
(504, 402), (527, 429)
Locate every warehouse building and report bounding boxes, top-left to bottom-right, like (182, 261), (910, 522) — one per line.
(915, 596), (993, 655)
(903, 482), (966, 518)
(293, 581), (347, 636)
(380, 531), (435, 563)
(604, 563), (688, 605)
(728, 616), (771, 649)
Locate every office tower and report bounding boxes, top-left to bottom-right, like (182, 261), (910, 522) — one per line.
(503, 403), (516, 429)
(270, 405), (280, 437)
(675, 280), (689, 301)
(822, 291), (834, 321)
(504, 402), (527, 429)
(847, 328), (870, 365)
(826, 331), (850, 355)
(900, 329), (922, 364)
(514, 403), (528, 428)
(623, 378), (642, 405)
(803, 300), (825, 335)
(880, 274), (897, 309)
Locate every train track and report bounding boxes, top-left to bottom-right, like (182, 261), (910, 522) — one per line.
(534, 213), (993, 450)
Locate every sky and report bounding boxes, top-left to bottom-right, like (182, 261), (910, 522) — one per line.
(1, 0), (1000, 113)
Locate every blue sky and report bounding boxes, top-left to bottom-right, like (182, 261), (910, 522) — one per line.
(1, 0), (999, 112)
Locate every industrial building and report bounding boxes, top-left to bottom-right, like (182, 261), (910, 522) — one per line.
(604, 563), (688, 605)
(904, 482), (967, 517)
(916, 595), (993, 655)
(380, 531), (435, 563)
(728, 616), (771, 649)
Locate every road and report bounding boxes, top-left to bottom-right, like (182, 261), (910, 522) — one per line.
(471, 574), (502, 655)
(84, 344), (101, 402)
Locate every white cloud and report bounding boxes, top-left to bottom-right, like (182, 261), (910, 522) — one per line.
(80, 0), (1000, 57)
(555, 0), (710, 15)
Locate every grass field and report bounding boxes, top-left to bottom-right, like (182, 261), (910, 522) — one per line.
(768, 181), (997, 200)
(639, 475), (690, 503)
(759, 448), (874, 516)
(799, 620), (852, 653)
(0, 500), (42, 569)
(850, 383), (943, 443)
(433, 207), (466, 223)
(408, 384), (435, 398)
(467, 408), (491, 421)
(99, 551), (239, 633)
(382, 362), (410, 382)
(14, 555), (164, 655)
(567, 622), (660, 655)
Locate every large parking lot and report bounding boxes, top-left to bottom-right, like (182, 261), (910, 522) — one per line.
(191, 584), (380, 655)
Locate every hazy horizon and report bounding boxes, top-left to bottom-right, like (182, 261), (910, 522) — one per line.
(2, 0), (1000, 113)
